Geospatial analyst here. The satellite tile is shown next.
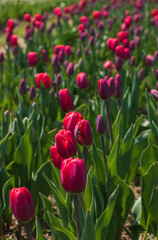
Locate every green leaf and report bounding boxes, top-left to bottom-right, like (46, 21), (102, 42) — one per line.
(36, 217), (47, 240)
(140, 143), (158, 175)
(47, 211), (77, 240)
(81, 210), (95, 240)
(84, 167), (94, 213)
(132, 196), (142, 222)
(140, 162), (158, 234)
(0, 133), (9, 168)
(43, 174), (68, 227)
(13, 122), (33, 187)
(95, 187), (119, 240)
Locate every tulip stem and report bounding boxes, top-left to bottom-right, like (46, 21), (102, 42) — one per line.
(105, 100), (114, 146)
(74, 195), (82, 240)
(101, 136), (108, 177)
(24, 222), (33, 240)
(79, 193), (87, 219)
(84, 90), (89, 104)
(83, 147), (87, 168)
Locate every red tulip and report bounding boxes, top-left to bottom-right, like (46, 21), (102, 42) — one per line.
(118, 31), (128, 43)
(53, 7), (62, 18)
(60, 157), (87, 193)
(50, 145), (64, 169)
(146, 55), (154, 66)
(74, 119), (93, 146)
(76, 72), (89, 89)
(65, 45), (72, 56)
(35, 13), (42, 21)
(7, 19), (14, 30)
(55, 129), (77, 158)
(35, 72), (51, 89)
(92, 11), (101, 19)
(63, 111), (83, 133)
(28, 52), (38, 67)
(98, 79), (110, 100)
(9, 187), (35, 222)
(24, 14), (31, 22)
(96, 114), (106, 135)
(10, 35), (17, 46)
(58, 88), (73, 112)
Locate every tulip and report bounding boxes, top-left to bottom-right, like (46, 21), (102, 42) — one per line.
(28, 52), (38, 67)
(41, 49), (48, 63)
(58, 88), (73, 112)
(65, 45), (72, 56)
(155, 70), (158, 80)
(115, 57), (123, 71)
(63, 111), (83, 133)
(35, 13), (42, 21)
(154, 51), (158, 61)
(96, 115), (106, 135)
(19, 79), (27, 95)
(76, 72), (89, 89)
(52, 54), (58, 67)
(98, 79), (110, 100)
(55, 129), (77, 158)
(92, 10), (101, 19)
(55, 73), (62, 86)
(118, 31), (128, 43)
(146, 55), (154, 66)
(50, 145), (64, 169)
(74, 119), (93, 146)
(24, 14), (31, 22)
(130, 56), (135, 66)
(7, 19), (14, 30)
(9, 187), (35, 223)
(58, 50), (65, 63)
(35, 72), (51, 89)
(107, 77), (115, 96)
(29, 86), (36, 100)
(151, 89), (158, 101)
(60, 157), (86, 193)
(10, 35), (17, 46)
(138, 69), (144, 81)
(66, 62), (74, 76)
(0, 52), (4, 63)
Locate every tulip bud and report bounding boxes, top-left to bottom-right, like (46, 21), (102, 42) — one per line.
(74, 119), (93, 146)
(58, 50), (65, 63)
(58, 88), (73, 112)
(66, 62), (74, 76)
(114, 79), (122, 99)
(50, 145), (64, 169)
(115, 57), (123, 71)
(89, 26), (95, 36)
(63, 111), (83, 133)
(96, 115), (106, 135)
(76, 72), (89, 89)
(138, 69), (144, 81)
(52, 54), (58, 67)
(41, 49), (48, 63)
(89, 36), (94, 46)
(156, 82), (158, 90)
(130, 56), (135, 66)
(151, 89), (158, 101)
(146, 54), (154, 66)
(155, 70), (158, 80)
(60, 157), (87, 193)
(0, 52), (4, 63)
(9, 187), (35, 222)
(129, 40), (135, 51)
(29, 86), (36, 100)
(65, 45), (72, 56)
(84, 47), (89, 56)
(107, 77), (115, 96)
(19, 79), (27, 95)
(10, 34), (18, 46)
(77, 48), (81, 56)
(55, 73), (62, 86)
(28, 52), (38, 67)
(154, 51), (158, 61)
(98, 79), (110, 100)
(55, 129), (77, 158)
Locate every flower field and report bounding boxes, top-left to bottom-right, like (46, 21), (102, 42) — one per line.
(0, 0), (158, 239)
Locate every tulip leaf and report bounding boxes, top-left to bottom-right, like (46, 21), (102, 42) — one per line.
(1, 111), (10, 139)
(13, 121), (33, 187)
(36, 217), (47, 240)
(39, 193), (53, 229)
(81, 210), (95, 240)
(140, 162), (158, 235)
(140, 143), (158, 175)
(95, 186), (119, 240)
(47, 211), (77, 240)
(43, 174), (68, 227)
(0, 133), (9, 168)
(16, 111), (25, 136)
(84, 166), (94, 213)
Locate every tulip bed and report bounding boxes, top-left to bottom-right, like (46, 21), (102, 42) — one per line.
(0, 0), (158, 239)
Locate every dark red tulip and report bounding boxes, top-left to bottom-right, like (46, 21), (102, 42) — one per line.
(50, 145), (64, 169)
(74, 119), (93, 146)
(28, 52), (38, 67)
(98, 79), (110, 100)
(63, 111), (83, 133)
(58, 88), (73, 112)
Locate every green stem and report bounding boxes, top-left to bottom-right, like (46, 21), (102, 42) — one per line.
(105, 100), (114, 146)
(84, 90), (89, 104)
(83, 147), (87, 169)
(145, 214), (150, 240)
(79, 193), (87, 219)
(74, 195), (82, 240)
(24, 222), (32, 240)
(101, 136), (108, 177)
